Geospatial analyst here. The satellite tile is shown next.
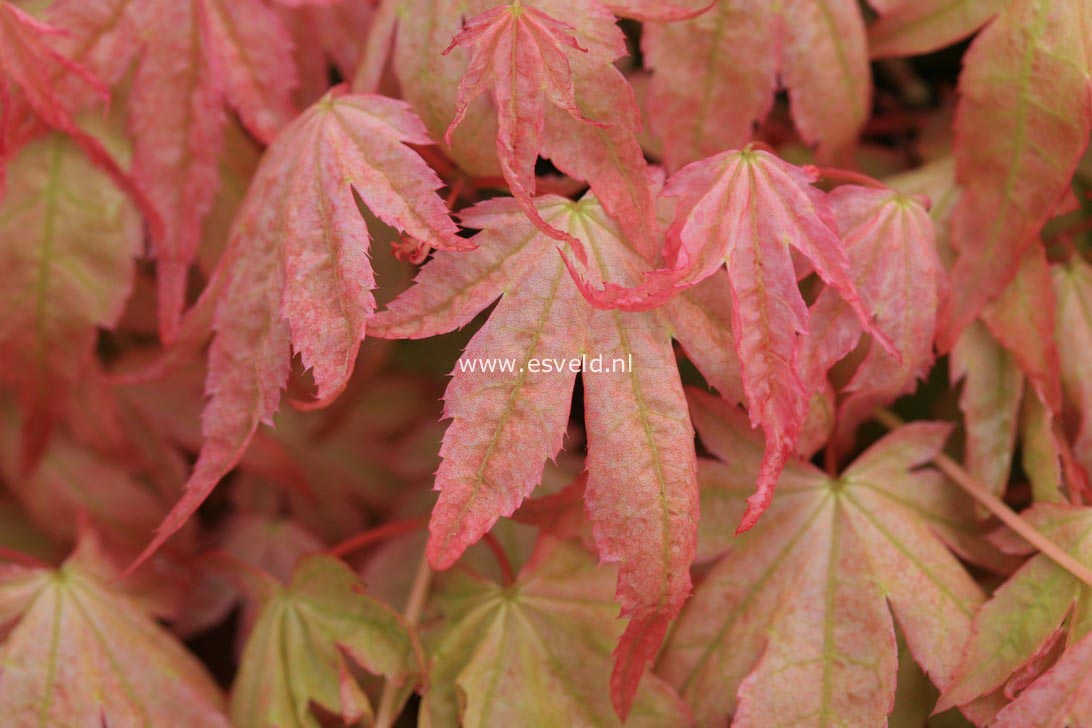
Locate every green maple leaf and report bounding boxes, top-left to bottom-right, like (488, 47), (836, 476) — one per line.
(230, 555), (423, 728)
(421, 537), (690, 727)
(659, 389), (995, 726)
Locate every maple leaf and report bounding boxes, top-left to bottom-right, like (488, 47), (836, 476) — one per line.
(889, 158), (1073, 501)
(367, 0), (501, 178)
(0, 1), (105, 178)
(0, 126), (141, 461)
(0, 414), (171, 553)
(0, 1), (164, 233)
(128, 88), (468, 573)
(41, 0), (302, 340)
(0, 530), (230, 725)
(803, 185), (941, 453)
(939, 0), (1092, 347)
(230, 555), (423, 727)
(950, 322), (1023, 501)
(659, 390), (990, 726)
(278, 0), (376, 105)
(1054, 258), (1092, 483)
(1019, 393), (1070, 505)
(644, 0), (870, 169)
(982, 243), (1063, 413)
(442, 0), (658, 255)
(990, 630), (1092, 728)
(867, 0), (1009, 58)
(616, 149), (895, 532)
(421, 537), (690, 726)
(937, 503), (1092, 713)
(370, 192), (705, 717)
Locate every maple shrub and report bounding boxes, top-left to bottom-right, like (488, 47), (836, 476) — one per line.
(4, 0), (1092, 725)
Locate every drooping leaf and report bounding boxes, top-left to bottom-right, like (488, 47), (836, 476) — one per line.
(951, 321), (1023, 500)
(937, 503), (1092, 712)
(278, 0), (376, 105)
(129, 89), (467, 573)
(535, 0), (655, 256)
(940, 0), (1092, 347)
(0, 127), (141, 450)
(421, 537), (690, 727)
(128, 0), (225, 341)
(867, 0), (1009, 58)
(983, 242), (1062, 413)
(198, 0), (299, 144)
(1020, 392), (1067, 504)
(230, 555), (422, 728)
(650, 149), (891, 531)
(660, 270), (745, 406)
(39, 0), (141, 102)
(803, 185), (941, 452)
(991, 629), (1092, 728)
(1054, 258), (1092, 484)
(42, 0), (302, 339)
(1, 3), (166, 246)
(443, 1), (603, 241)
(0, 531), (230, 726)
(659, 390), (989, 726)
(443, 0), (657, 254)
(885, 155), (959, 264)
(0, 0), (105, 164)
(371, 193), (700, 717)
(644, 0), (870, 169)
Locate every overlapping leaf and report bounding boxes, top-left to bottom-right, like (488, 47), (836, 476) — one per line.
(0, 0), (110, 189)
(644, 0), (870, 169)
(372, 0), (501, 177)
(940, 0), (1092, 347)
(1054, 258), (1092, 482)
(867, 0), (1009, 58)
(0, 532), (230, 725)
(421, 537), (689, 726)
(659, 390), (989, 726)
(0, 414), (170, 552)
(130, 89), (467, 572)
(991, 630), (1092, 728)
(0, 127), (141, 452)
(42, 0), (302, 339)
(804, 185), (940, 452)
(621, 149), (891, 532)
(983, 243), (1062, 413)
(370, 192), (707, 716)
(278, 0), (375, 105)
(950, 322), (1023, 500)
(230, 555), (422, 727)
(443, 0), (657, 254)
(938, 504), (1092, 713)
